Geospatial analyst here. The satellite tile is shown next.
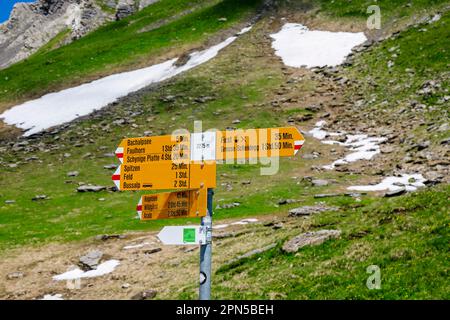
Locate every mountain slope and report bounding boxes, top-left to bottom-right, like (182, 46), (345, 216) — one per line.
(0, 0), (263, 112)
(0, 0), (448, 300)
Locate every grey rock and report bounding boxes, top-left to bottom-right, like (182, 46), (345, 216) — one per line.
(216, 202), (240, 209)
(67, 171), (79, 177)
(225, 243), (276, 265)
(32, 194), (48, 201)
(0, 0), (111, 69)
(314, 193), (342, 198)
(95, 234), (126, 241)
(5, 200), (16, 204)
(131, 289), (157, 300)
(103, 164), (118, 170)
(115, 2), (136, 21)
(288, 205), (338, 217)
(77, 185), (106, 192)
(143, 248), (162, 255)
(311, 179), (329, 187)
(282, 230), (341, 253)
(384, 188), (407, 197)
(79, 250), (103, 271)
(278, 199), (299, 205)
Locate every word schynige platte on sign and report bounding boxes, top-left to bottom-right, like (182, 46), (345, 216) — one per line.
(137, 189), (207, 220)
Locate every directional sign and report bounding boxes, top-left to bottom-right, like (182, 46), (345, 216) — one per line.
(215, 127), (305, 161)
(112, 161), (216, 191)
(115, 133), (190, 164)
(157, 226), (206, 245)
(137, 188), (207, 220)
(115, 127), (304, 165)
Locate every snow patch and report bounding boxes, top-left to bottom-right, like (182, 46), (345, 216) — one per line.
(309, 121), (386, 169)
(213, 218), (258, 230)
(53, 259), (120, 281)
(41, 294), (64, 300)
(0, 27), (252, 136)
(347, 174), (427, 192)
(270, 23), (367, 68)
(123, 242), (150, 250)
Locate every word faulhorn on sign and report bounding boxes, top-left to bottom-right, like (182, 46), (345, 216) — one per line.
(157, 226), (206, 245)
(137, 188), (207, 220)
(112, 161), (216, 191)
(115, 134), (190, 164)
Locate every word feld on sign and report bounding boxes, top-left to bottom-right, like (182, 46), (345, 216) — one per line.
(112, 161), (216, 191)
(137, 188), (207, 220)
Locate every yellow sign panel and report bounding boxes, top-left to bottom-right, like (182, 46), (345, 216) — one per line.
(137, 188), (207, 220)
(115, 133), (190, 164)
(216, 127), (305, 161)
(112, 161), (216, 191)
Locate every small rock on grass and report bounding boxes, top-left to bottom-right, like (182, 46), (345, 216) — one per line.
(131, 289), (157, 300)
(67, 171), (79, 177)
(384, 188), (407, 197)
(77, 185), (106, 192)
(311, 179), (329, 187)
(282, 230), (341, 253)
(289, 204), (339, 217)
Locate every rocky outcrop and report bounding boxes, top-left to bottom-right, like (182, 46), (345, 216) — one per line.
(282, 230), (341, 253)
(0, 0), (110, 69)
(0, 0), (161, 69)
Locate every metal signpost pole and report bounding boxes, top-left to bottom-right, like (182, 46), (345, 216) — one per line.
(199, 188), (214, 300)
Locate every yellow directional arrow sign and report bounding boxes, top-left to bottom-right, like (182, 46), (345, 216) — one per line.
(215, 127), (305, 161)
(116, 127), (304, 164)
(137, 188), (207, 220)
(112, 161), (216, 191)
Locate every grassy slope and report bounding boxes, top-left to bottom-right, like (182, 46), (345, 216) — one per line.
(318, 0), (448, 20)
(207, 185), (450, 300)
(0, 0), (261, 107)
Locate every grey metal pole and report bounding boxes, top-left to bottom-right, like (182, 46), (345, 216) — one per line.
(199, 188), (213, 300)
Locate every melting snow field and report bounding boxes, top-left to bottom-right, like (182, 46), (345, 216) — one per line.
(213, 218), (258, 230)
(348, 174), (427, 192)
(0, 27), (252, 136)
(308, 121), (386, 170)
(52, 259), (120, 281)
(270, 23), (367, 68)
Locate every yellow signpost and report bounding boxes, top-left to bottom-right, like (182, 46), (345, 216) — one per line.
(137, 188), (207, 220)
(112, 126), (305, 300)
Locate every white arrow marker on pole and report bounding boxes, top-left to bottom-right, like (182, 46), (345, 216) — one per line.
(157, 226), (206, 245)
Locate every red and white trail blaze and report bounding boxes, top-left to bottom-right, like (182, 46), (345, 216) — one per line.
(112, 166), (121, 189)
(294, 140), (304, 155)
